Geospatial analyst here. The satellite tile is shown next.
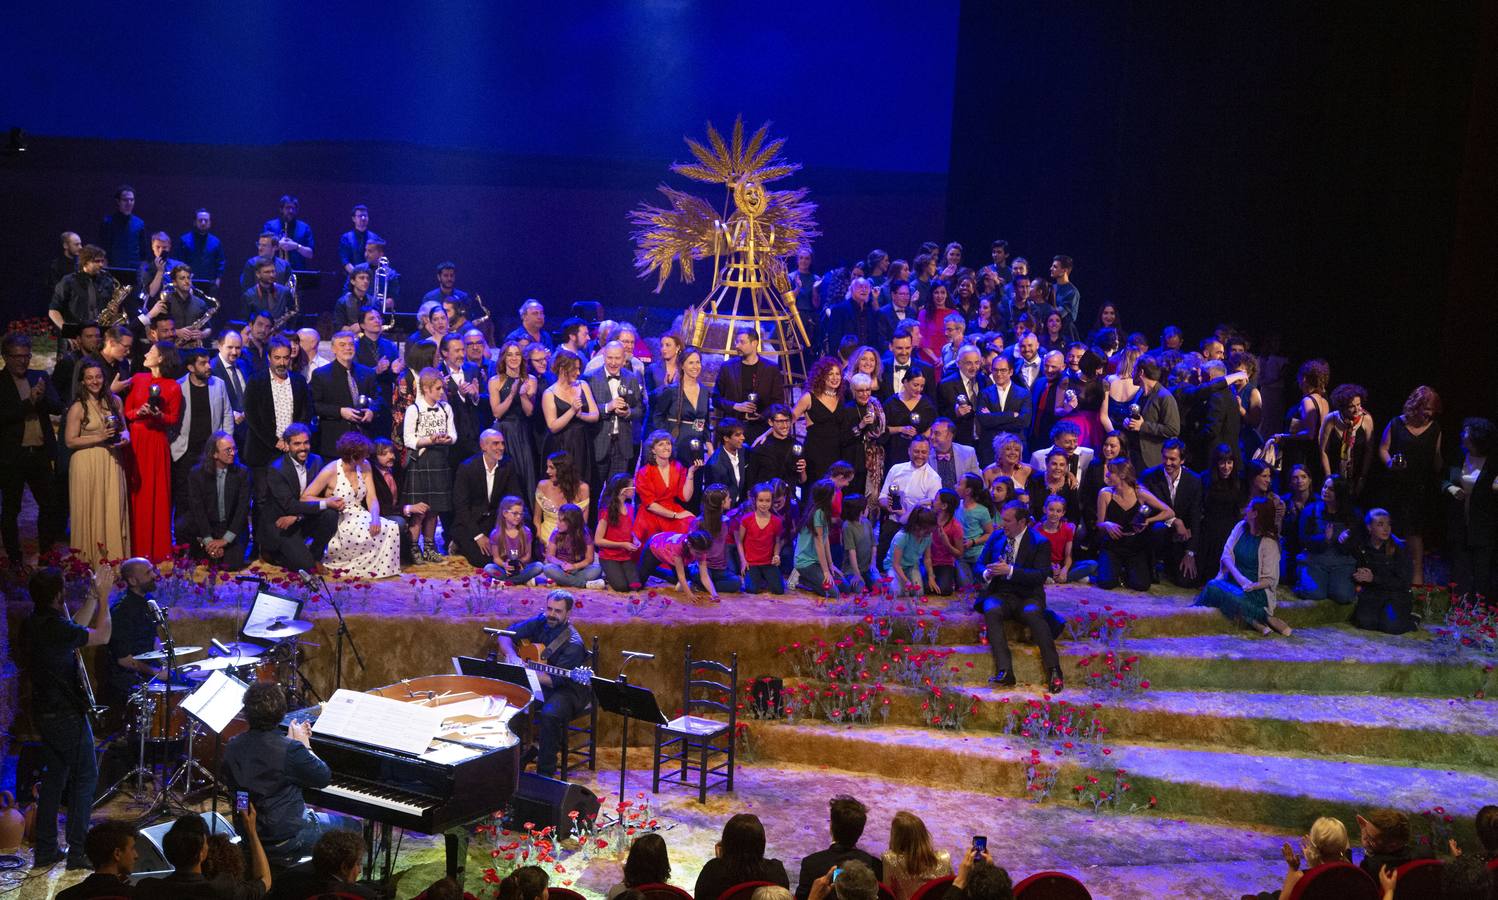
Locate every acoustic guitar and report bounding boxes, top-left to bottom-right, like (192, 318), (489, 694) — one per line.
(515, 640), (593, 685)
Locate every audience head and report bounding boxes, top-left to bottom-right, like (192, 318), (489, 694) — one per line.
(888, 810), (939, 874)
(834, 860), (878, 900)
(161, 813), (209, 870)
(498, 865), (549, 900)
(827, 794), (869, 846)
(1357, 808), (1410, 855)
(84, 819), (139, 873)
(312, 829), (365, 883)
(718, 813), (769, 876)
(1302, 816), (1350, 866)
(421, 877), (466, 900)
(1440, 856), (1493, 900)
(202, 831), (244, 882)
(623, 831), (671, 887)
(243, 681), (288, 730)
(964, 857), (1015, 900)
(1476, 804), (1498, 857)
(752, 888), (794, 900)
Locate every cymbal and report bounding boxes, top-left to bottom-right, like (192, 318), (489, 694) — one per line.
(243, 618), (314, 640)
(140, 678), (193, 693)
(134, 645), (203, 662)
(215, 641), (264, 657)
(188, 655), (263, 672)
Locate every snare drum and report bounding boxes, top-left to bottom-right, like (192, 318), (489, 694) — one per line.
(133, 682), (191, 741)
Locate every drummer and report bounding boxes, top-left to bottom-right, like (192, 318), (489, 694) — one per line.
(103, 558), (163, 706)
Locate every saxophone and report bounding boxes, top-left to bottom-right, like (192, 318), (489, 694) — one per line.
(272, 272), (300, 332)
(97, 282), (133, 327)
(471, 292), (491, 328)
(179, 288), (220, 348)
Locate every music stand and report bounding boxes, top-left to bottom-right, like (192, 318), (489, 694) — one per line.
(178, 671), (249, 834)
(589, 676), (667, 797)
(454, 656), (542, 697)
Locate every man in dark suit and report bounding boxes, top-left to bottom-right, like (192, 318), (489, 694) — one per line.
(212, 330), (252, 435)
(257, 424), (341, 572)
(975, 500), (1063, 693)
(875, 278), (917, 349)
(936, 345), (991, 455)
(793, 795), (883, 900)
(450, 430), (518, 568)
(745, 405), (807, 490)
(0, 334), (64, 562)
(180, 432), (251, 570)
(1025, 351), (1066, 454)
(242, 337), (310, 474)
(241, 257), (295, 324)
(820, 278), (879, 357)
(703, 419), (750, 506)
(1143, 439), (1204, 588)
(309, 331), (381, 459)
(1123, 357), (1180, 471)
(878, 325), (935, 401)
(977, 353), (1031, 466)
(586, 340), (645, 494)
(1182, 361), (1248, 467)
(712, 328), (786, 444)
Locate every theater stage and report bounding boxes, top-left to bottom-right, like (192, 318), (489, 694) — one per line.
(9, 560), (1497, 899)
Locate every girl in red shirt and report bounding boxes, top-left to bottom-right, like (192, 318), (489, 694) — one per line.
(736, 482), (785, 595)
(594, 473), (641, 591)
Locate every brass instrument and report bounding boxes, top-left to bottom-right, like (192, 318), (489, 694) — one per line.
(179, 287), (220, 348)
(67, 570), (108, 726)
(374, 256), (393, 318)
(471, 292), (491, 328)
(273, 272), (300, 332)
(97, 282), (133, 327)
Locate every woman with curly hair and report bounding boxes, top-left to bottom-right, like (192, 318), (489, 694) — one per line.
(1282, 358), (1330, 483)
(1319, 382), (1376, 497)
(792, 356), (859, 486)
(1378, 385), (1442, 584)
(303, 431), (401, 578)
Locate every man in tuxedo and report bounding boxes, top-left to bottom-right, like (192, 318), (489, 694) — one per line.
(977, 354), (1031, 464)
(1010, 333), (1043, 390)
(309, 331), (380, 459)
(450, 429), (518, 568)
(439, 334), (488, 527)
(976, 500), (1063, 692)
(1, 335), (64, 563)
(878, 325), (935, 401)
(927, 419), (981, 491)
(704, 419), (750, 506)
(1143, 439), (1204, 587)
(180, 432), (251, 570)
(257, 423), (341, 572)
(213, 330), (251, 444)
(875, 278), (917, 348)
(169, 348), (235, 523)
(586, 340), (644, 493)
(712, 328), (785, 443)
(936, 345), (991, 455)
(1123, 357), (1180, 471)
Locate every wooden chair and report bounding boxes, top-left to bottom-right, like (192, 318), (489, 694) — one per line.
(908, 875), (956, 900)
(634, 883), (695, 900)
(654, 643), (738, 803)
(1391, 858), (1441, 899)
(718, 881), (777, 900)
(1287, 861), (1379, 899)
(1012, 871), (1092, 899)
(561, 634), (600, 779)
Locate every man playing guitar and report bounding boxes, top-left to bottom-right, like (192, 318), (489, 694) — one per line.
(495, 589), (590, 778)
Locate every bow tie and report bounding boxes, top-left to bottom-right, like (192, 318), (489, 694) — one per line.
(937, 453), (952, 461)
(895, 365), (909, 373)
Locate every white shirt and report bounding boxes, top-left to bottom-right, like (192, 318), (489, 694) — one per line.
(403, 396), (458, 456)
(994, 383), (1011, 409)
(269, 372), (294, 437)
(881, 461), (942, 524)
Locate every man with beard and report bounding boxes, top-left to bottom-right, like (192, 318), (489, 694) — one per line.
(713, 327), (785, 443)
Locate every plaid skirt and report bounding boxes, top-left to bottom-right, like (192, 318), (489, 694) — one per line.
(404, 446), (453, 513)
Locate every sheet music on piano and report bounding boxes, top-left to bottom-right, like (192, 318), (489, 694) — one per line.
(313, 689), (446, 756)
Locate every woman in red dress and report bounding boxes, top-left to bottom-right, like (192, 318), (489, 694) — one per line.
(121, 340), (184, 562)
(633, 429), (700, 541)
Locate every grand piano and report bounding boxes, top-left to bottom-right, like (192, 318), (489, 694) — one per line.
(283, 673), (534, 883)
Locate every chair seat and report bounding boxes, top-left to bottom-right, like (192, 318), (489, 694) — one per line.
(662, 714), (729, 737)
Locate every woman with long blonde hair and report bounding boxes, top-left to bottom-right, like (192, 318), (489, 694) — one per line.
(881, 811), (952, 900)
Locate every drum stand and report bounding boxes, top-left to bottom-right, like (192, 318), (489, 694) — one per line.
(95, 687), (160, 807)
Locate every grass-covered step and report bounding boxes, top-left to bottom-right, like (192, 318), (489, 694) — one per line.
(933, 625), (1487, 696)
(1042, 587), (1352, 638)
(751, 722), (1497, 841)
(780, 678), (1498, 770)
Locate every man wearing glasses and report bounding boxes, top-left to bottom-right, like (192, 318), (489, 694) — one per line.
(0, 334), (64, 563)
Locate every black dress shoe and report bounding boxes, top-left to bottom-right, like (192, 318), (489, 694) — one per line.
(1047, 668), (1065, 694)
(989, 671), (1017, 687)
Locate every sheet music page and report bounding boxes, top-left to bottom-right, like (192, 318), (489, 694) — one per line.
(244, 592), (301, 635)
(180, 671), (248, 734)
(312, 689), (445, 755)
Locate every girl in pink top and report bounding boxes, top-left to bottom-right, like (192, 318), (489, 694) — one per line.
(641, 529), (715, 599)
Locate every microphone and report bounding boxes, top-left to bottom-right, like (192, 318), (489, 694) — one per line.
(483, 627), (518, 638)
(233, 574), (265, 584)
(146, 599), (167, 626)
(296, 569), (319, 584)
(621, 650), (655, 661)
(211, 638), (232, 656)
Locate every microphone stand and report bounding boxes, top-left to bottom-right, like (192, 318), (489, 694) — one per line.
(308, 571), (364, 693)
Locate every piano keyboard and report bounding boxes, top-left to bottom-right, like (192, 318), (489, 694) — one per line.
(319, 778), (433, 817)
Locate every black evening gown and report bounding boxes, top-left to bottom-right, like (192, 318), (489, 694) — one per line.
(543, 390), (592, 473)
(802, 396), (858, 485)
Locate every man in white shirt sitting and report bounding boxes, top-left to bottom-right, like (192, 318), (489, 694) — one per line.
(876, 435), (943, 567)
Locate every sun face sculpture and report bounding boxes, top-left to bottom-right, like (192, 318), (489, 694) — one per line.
(629, 116), (820, 393)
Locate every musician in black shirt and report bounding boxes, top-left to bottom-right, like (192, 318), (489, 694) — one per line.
(21, 566), (111, 870)
(49, 245), (116, 337)
(103, 558), (161, 707)
(496, 589), (590, 779)
(222, 682), (345, 867)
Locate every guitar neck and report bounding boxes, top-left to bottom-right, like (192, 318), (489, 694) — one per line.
(523, 660), (572, 678)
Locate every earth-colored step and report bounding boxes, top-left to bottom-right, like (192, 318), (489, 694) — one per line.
(752, 721), (1496, 840)
(780, 678), (1498, 770)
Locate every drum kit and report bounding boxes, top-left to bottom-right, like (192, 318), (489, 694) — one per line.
(102, 616), (316, 812)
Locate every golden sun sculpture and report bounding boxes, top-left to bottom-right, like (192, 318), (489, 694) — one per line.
(629, 116), (820, 392)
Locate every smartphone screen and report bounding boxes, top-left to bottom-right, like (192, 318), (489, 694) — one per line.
(831, 867), (843, 883)
(235, 791), (249, 813)
(973, 835), (988, 854)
